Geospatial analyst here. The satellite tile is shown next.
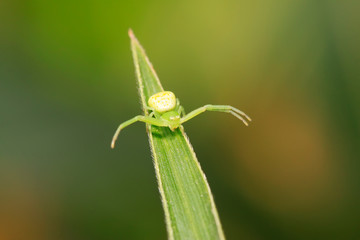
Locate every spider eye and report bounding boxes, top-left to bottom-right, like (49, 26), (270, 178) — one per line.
(148, 91), (176, 113)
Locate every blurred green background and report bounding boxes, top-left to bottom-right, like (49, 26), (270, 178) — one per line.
(1, 0), (359, 239)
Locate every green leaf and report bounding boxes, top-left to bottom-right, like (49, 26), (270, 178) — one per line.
(128, 29), (226, 240)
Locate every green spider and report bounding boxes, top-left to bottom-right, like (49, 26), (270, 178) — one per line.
(111, 91), (251, 148)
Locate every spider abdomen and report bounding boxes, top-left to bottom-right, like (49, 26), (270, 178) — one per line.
(148, 91), (176, 113)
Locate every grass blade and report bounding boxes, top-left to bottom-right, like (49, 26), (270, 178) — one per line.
(128, 29), (225, 240)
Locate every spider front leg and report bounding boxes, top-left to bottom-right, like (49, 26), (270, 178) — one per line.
(180, 104), (251, 126)
(111, 115), (167, 148)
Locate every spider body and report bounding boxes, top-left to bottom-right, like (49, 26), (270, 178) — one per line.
(111, 91), (251, 148)
(159, 111), (181, 129)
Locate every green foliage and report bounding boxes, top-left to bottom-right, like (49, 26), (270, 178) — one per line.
(128, 30), (225, 240)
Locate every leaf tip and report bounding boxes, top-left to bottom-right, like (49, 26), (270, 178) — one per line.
(128, 28), (135, 39)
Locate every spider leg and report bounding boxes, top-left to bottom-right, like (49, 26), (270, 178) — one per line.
(180, 105), (251, 126)
(145, 106), (154, 111)
(178, 105), (186, 117)
(145, 106), (162, 119)
(111, 115), (167, 148)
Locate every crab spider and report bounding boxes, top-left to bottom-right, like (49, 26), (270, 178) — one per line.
(111, 91), (251, 148)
